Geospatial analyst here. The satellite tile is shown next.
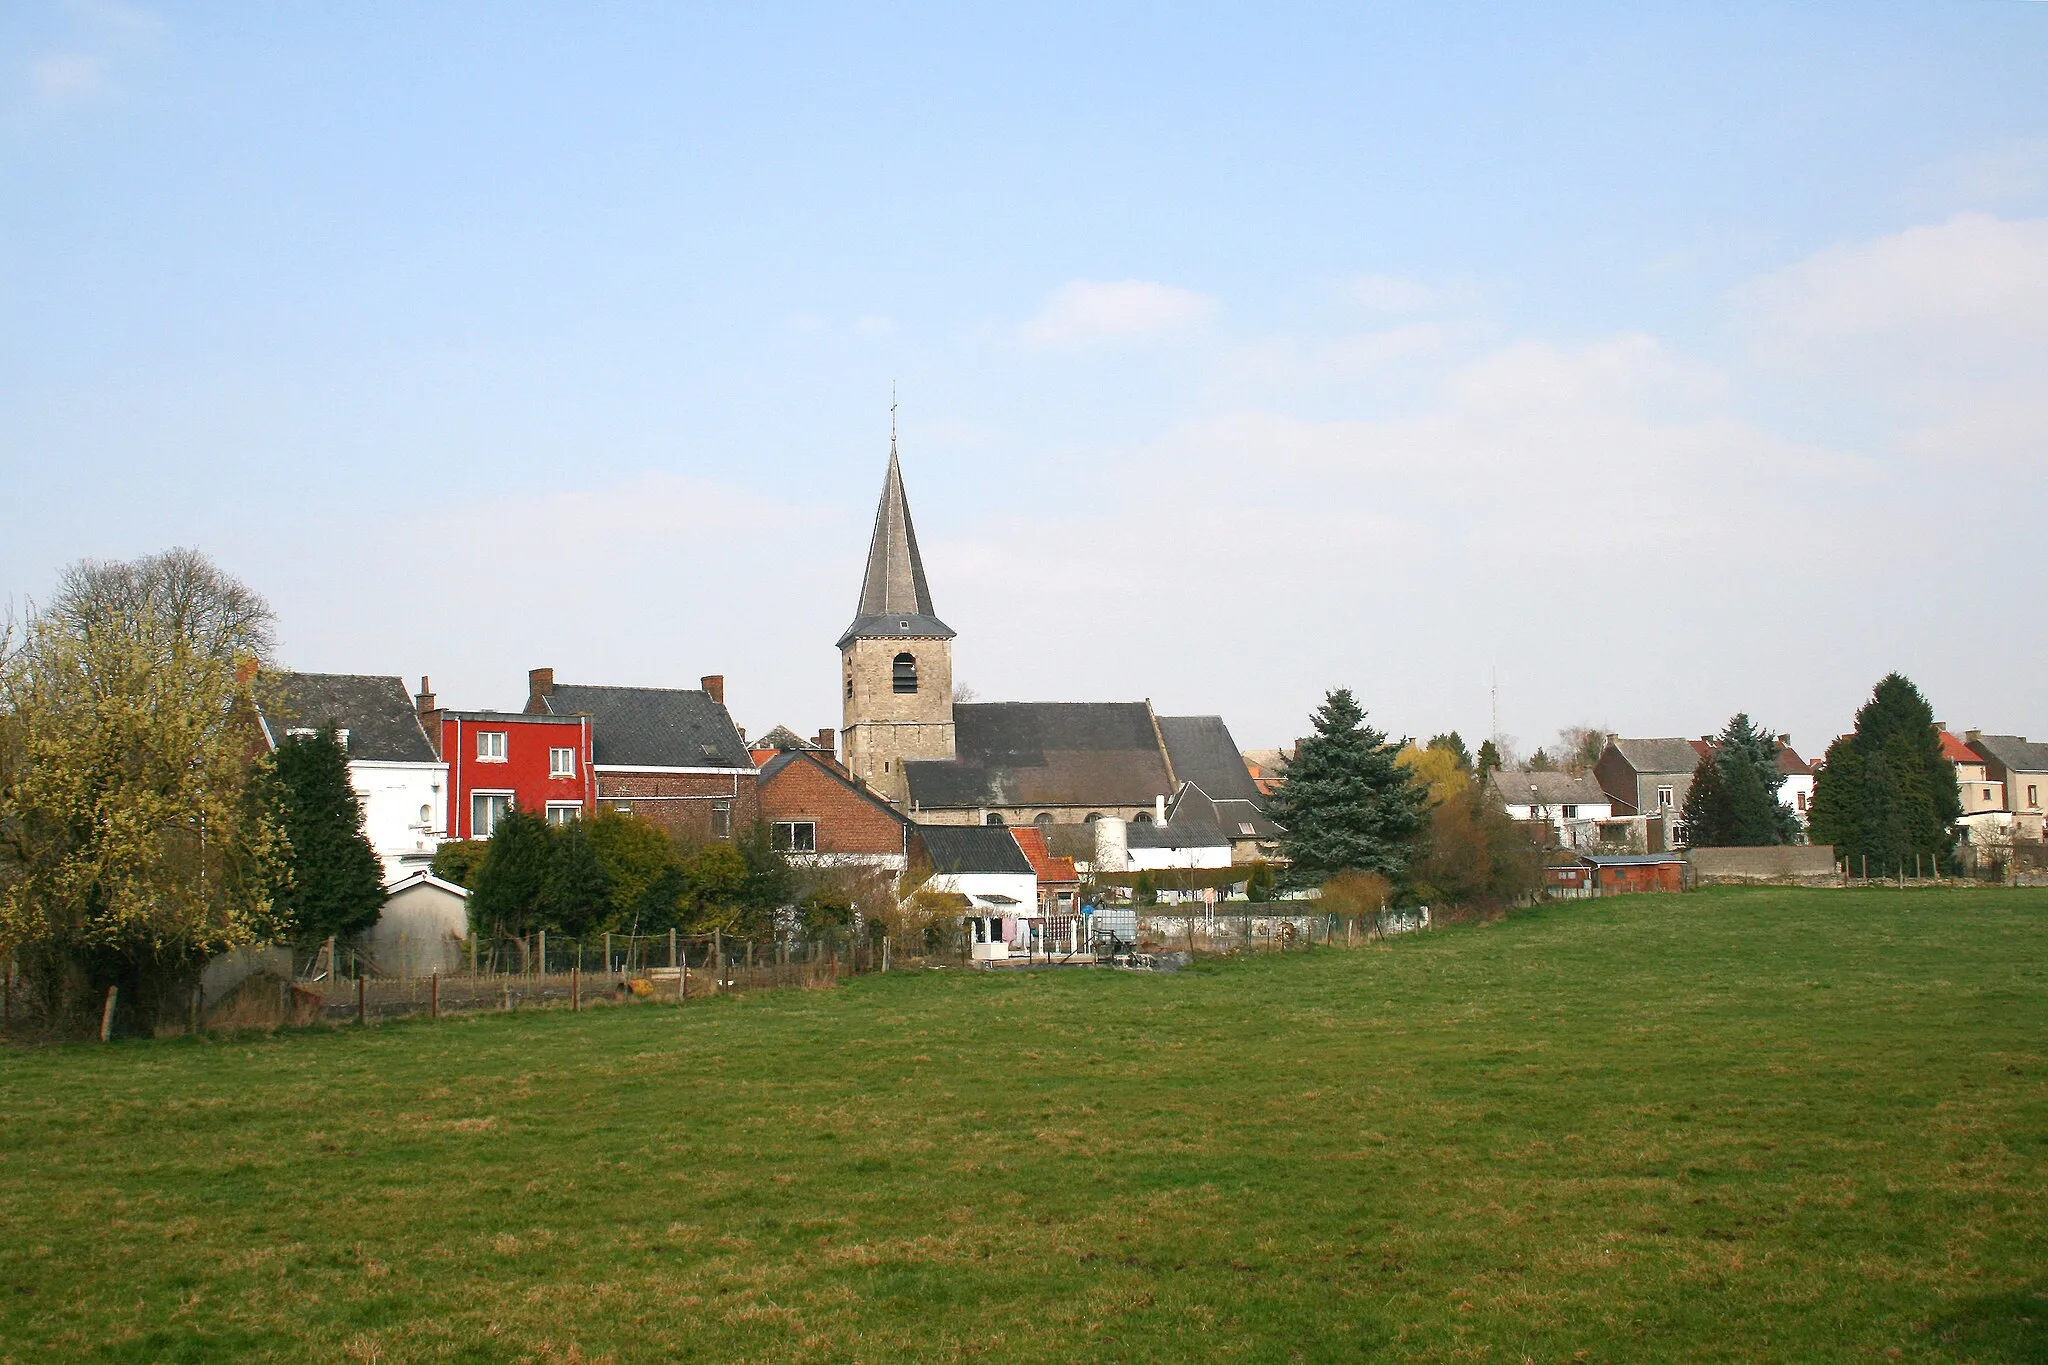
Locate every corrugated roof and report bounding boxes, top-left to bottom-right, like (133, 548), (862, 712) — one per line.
(1971, 734), (2048, 774)
(905, 701), (1174, 808)
(913, 824), (1035, 875)
(543, 683), (753, 769)
(258, 672), (438, 764)
(1609, 738), (1704, 775)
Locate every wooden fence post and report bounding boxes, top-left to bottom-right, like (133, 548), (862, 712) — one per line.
(538, 929), (547, 977)
(357, 974), (367, 1026)
(679, 952), (688, 1004)
(571, 966), (580, 1012)
(431, 972), (440, 1020)
(99, 985), (118, 1042)
(669, 927), (677, 970)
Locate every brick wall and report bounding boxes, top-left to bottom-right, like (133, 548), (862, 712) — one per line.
(595, 770), (759, 843)
(758, 755), (907, 857)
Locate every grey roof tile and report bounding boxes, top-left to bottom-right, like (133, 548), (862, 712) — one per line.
(912, 824), (1035, 875)
(543, 683), (753, 769)
(258, 672), (437, 764)
(1158, 715), (1266, 805)
(905, 701), (1174, 809)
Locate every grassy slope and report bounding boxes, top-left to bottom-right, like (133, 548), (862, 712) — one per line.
(1, 888), (2044, 1363)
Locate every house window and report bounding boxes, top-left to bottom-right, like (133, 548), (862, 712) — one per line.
(1132, 810), (1152, 824)
(478, 731), (507, 762)
(845, 675), (854, 700)
(1034, 813), (1054, 830)
(1561, 805), (1578, 819)
(985, 812), (1005, 826)
(893, 652), (918, 693)
(1984, 787), (1994, 802)
(549, 747), (576, 778)
(1657, 786), (1674, 809)
(472, 793), (511, 838)
(2031, 785), (2040, 810)
(285, 726), (318, 741)
(772, 821), (816, 853)
(1799, 791), (1810, 811)
(545, 802), (581, 826)
(710, 800), (732, 838)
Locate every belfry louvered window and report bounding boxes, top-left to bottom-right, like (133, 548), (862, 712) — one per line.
(893, 652), (918, 694)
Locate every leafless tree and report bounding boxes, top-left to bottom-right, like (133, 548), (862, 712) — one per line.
(44, 547), (274, 665)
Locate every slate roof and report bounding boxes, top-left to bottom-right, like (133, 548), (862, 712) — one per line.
(541, 684), (753, 769)
(1157, 715), (1267, 806)
(838, 449), (955, 648)
(1608, 738), (1705, 775)
(755, 725), (820, 751)
(1127, 789), (1233, 850)
(1167, 782), (1282, 839)
(1487, 771), (1609, 807)
(1970, 734), (2048, 774)
(913, 824), (1035, 875)
(904, 702), (1174, 809)
(258, 672), (438, 764)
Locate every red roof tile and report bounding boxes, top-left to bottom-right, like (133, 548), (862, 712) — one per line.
(1937, 730), (1978, 765)
(1009, 827), (1079, 885)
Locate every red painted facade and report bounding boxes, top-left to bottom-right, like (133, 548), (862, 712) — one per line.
(440, 711), (595, 840)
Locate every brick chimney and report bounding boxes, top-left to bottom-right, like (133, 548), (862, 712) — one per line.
(235, 656), (260, 687)
(813, 727), (836, 753)
(526, 667), (554, 715)
(700, 674), (725, 706)
(415, 676), (444, 758)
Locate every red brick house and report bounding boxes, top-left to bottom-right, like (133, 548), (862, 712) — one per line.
(756, 746), (909, 869)
(432, 708), (596, 839)
(524, 669), (757, 843)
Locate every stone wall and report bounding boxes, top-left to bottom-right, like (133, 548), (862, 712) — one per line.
(1686, 844), (1839, 886)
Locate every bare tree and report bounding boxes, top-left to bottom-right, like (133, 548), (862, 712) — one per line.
(1556, 725), (1609, 776)
(45, 547), (274, 666)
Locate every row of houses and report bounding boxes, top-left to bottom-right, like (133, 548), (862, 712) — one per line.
(1486, 725), (2048, 856)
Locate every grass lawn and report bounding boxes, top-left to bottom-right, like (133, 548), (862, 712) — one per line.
(2, 887), (2045, 1363)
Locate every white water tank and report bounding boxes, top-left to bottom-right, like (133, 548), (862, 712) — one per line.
(1093, 816), (1130, 873)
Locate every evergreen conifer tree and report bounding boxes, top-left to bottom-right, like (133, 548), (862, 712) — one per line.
(1678, 750), (1732, 848)
(263, 727), (384, 945)
(1270, 688), (1430, 883)
(538, 817), (611, 938)
(1809, 674), (1959, 875)
(469, 807), (552, 946)
(1476, 739), (1503, 784)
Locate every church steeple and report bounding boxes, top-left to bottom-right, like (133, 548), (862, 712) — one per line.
(836, 433), (957, 803)
(837, 446), (955, 649)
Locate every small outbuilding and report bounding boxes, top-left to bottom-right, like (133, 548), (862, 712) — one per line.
(366, 870), (472, 977)
(1579, 851), (1686, 895)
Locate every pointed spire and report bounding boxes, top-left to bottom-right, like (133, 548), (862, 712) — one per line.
(839, 436), (954, 648)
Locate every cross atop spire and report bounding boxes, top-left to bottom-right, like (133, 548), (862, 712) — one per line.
(837, 434), (955, 649)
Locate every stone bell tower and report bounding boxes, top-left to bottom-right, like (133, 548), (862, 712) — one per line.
(838, 441), (956, 805)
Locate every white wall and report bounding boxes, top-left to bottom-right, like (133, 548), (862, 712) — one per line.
(926, 870), (1040, 912)
(365, 877), (470, 978)
(350, 759), (448, 880)
(1126, 843), (1234, 872)
(1777, 773), (1815, 826)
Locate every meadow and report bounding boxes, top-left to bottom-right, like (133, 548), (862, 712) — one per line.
(1, 887), (2044, 1363)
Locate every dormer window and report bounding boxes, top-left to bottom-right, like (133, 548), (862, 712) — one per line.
(893, 652), (918, 693)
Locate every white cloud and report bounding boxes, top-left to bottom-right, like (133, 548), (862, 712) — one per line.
(31, 53), (109, 105)
(1022, 279), (1215, 347)
(1738, 214), (2048, 464)
(1740, 213), (2048, 353)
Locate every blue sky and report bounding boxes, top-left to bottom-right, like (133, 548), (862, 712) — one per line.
(5, 2), (2046, 755)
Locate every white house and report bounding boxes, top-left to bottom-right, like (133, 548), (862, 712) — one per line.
(1775, 743), (1815, 828)
(912, 825), (1039, 961)
(1486, 771), (1614, 850)
(254, 672), (448, 881)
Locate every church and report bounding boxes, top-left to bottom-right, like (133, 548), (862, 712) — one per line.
(835, 446), (1281, 862)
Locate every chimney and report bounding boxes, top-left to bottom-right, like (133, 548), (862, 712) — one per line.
(526, 667), (555, 715)
(701, 674), (725, 706)
(415, 675), (437, 714)
(414, 675), (445, 757)
(1966, 729), (1983, 744)
(235, 656), (260, 687)
(814, 727), (835, 752)
(1778, 734), (1791, 747)
(735, 726), (747, 742)
(1154, 793), (1167, 825)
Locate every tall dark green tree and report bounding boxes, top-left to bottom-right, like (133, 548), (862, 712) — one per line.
(1679, 714), (1800, 847)
(538, 817), (611, 938)
(1270, 688), (1430, 883)
(261, 727), (384, 945)
(1809, 674), (1960, 875)
(1425, 732), (1472, 773)
(468, 807), (552, 944)
(1476, 739), (1503, 784)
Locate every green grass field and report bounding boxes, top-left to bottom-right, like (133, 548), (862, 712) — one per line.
(2, 888), (2045, 1363)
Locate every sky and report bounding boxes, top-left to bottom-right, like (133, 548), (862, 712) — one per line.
(4, 2), (2046, 758)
